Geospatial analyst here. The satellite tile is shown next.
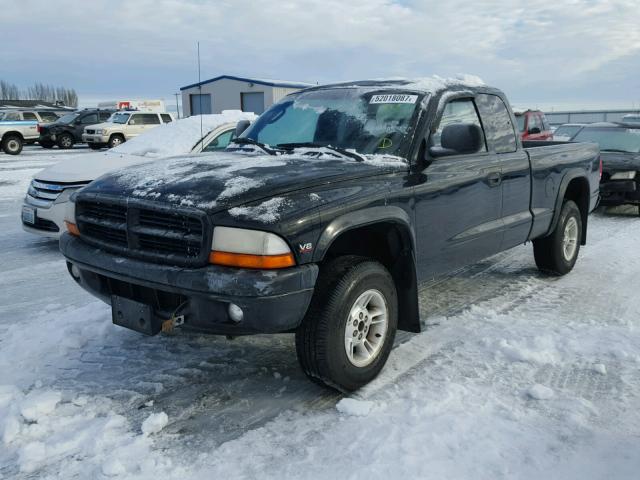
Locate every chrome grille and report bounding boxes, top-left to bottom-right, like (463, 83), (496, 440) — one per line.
(27, 180), (88, 206)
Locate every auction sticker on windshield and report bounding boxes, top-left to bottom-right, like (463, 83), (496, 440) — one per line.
(370, 94), (418, 104)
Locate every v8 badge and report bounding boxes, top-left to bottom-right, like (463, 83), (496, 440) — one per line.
(298, 242), (313, 254)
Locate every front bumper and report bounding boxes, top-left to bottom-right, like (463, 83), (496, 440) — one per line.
(22, 194), (73, 239)
(60, 233), (319, 335)
(599, 179), (640, 206)
(82, 134), (109, 144)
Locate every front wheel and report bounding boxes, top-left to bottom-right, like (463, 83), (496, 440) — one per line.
(57, 133), (74, 149)
(295, 256), (398, 392)
(1, 134), (23, 155)
(108, 134), (124, 148)
(533, 200), (582, 275)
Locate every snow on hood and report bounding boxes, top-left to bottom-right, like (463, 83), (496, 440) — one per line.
(84, 150), (406, 212)
(110, 110), (257, 158)
(33, 111), (257, 184)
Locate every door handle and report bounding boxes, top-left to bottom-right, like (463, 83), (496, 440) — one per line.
(486, 171), (502, 187)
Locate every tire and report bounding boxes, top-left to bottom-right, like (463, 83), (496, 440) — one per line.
(533, 200), (582, 275)
(295, 256), (398, 392)
(57, 133), (74, 149)
(108, 134), (125, 148)
(88, 143), (103, 150)
(1, 134), (23, 155)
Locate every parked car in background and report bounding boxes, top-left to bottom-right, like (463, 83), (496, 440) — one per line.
(0, 109), (67, 154)
(59, 78), (600, 392)
(82, 111), (174, 149)
(514, 109), (553, 141)
(22, 111), (256, 238)
(622, 114), (640, 125)
(571, 122), (640, 213)
(553, 123), (585, 142)
(38, 109), (114, 149)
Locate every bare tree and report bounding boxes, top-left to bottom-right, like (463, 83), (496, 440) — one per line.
(1, 80), (78, 107)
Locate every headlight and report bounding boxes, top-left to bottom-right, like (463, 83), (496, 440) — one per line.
(95, 129), (106, 135)
(209, 226), (295, 269)
(610, 171), (637, 180)
(64, 200), (79, 236)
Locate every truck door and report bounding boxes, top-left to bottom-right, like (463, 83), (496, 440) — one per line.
(475, 94), (532, 250)
(77, 113), (98, 139)
(414, 97), (504, 279)
(127, 114), (146, 138)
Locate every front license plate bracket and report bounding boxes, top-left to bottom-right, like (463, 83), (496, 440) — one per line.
(111, 295), (161, 335)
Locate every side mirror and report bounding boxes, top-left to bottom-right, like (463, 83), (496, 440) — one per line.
(528, 127), (541, 134)
(429, 123), (483, 158)
(235, 119), (251, 137)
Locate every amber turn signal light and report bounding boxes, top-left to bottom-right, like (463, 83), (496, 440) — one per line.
(65, 221), (80, 236)
(209, 250), (295, 269)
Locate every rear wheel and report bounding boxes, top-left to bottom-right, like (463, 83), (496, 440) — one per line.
(533, 200), (582, 275)
(108, 134), (125, 148)
(295, 256), (398, 392)
(57, 133), (74, 149)
(1, 134), (23, 155)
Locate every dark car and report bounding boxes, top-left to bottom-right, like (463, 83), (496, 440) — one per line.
(60, 78), (600, 391)
(571, 122), (640, 213)
(38, 109), (114, 149)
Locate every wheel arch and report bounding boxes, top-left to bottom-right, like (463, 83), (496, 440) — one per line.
(1, 130), (24, 141)
(313, 207), (421, 333)
(548, 171), (590, 245)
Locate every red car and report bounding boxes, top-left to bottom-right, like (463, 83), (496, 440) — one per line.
(514, 109), (553, 141)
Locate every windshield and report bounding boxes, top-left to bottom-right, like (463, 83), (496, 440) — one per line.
(554, 125), (582, 138)
(572, 127), (640, 153)
(515, 114), (525, 132)
(57, 113), (80, 124)
(110, 113), (130, 124)
(240, 88), (423, 159)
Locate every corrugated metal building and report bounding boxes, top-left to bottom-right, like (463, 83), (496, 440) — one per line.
(544, 109), (640, 126)
(180, 75), (313, 117)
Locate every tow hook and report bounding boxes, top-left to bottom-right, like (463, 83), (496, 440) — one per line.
(161, 315), (185, 333)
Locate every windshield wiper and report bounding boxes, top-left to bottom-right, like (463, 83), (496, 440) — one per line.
(230, 138), (279, 156)
(275, 142), (365, 162)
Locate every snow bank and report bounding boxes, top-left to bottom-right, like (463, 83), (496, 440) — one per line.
(111, 110), (256, 158)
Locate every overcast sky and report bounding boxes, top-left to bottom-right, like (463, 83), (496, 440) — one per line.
(2, 0), (639, 110)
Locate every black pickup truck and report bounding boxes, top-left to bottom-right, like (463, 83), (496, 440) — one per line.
(60, 78), (600, 391)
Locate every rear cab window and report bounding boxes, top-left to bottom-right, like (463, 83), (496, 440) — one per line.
(475, 94), (517, 153)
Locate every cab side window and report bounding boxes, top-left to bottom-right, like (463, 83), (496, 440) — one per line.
(475, 94), (517, 153)
(141, 114), (161, 125)
(161, 114), (172, 123)
(203, 130), (235, 152)
(430, 99), (486, 153)
(80, 113), (98, 124)
(128, 114), (143, 125)
(38, 111), (59, 122)
(22, 112), (38, 121)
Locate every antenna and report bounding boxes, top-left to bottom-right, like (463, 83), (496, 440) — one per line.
(174, 93), (180, 119)
(197, 41), (203, 142)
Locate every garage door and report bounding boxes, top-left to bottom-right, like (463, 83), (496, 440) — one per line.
(190, 94), (212, 115)
(241, 92), (265, 114)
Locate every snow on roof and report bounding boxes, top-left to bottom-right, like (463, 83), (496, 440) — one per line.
(327, 74), (486, 94)
(111, 110), (257, 158)
(180, 75), (314, 91)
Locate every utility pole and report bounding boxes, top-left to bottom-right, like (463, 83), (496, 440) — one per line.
(174, 93), (181, 119)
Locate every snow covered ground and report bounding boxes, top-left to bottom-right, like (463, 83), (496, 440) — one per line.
(1, 146), (639, 479)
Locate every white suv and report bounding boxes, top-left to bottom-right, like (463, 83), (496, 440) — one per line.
(82, 111), (174, 149)
(0, 109), (68, 154)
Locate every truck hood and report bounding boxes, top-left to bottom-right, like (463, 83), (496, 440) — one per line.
(81, 151), (406, 213)
(601, 151), (640, 172)
(34, 152), (153, 184)
(86, 122), (115, 130)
